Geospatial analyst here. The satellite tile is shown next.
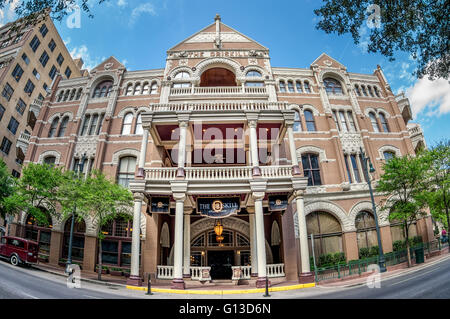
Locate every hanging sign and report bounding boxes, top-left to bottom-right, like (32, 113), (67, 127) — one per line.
(150, 196), (170, 213)
(268, 195), (288, 212)
(197, 197), (240, 218)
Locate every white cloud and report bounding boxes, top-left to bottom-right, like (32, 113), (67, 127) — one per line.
(117, 0), (128, 7)
(69, 45), (101, 71)
(405, 78), (450, 118)
(129, 2), (156, 26)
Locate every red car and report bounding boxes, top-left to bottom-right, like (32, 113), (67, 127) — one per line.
(0, 236), (39, 266)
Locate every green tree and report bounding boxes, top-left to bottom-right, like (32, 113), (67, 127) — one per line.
(75, 170), (133, 281)
(376, 155), (429, 267)
(0, 158), (15, 221)
(422, 140), (450, 250)
(314, 0), (449, 80)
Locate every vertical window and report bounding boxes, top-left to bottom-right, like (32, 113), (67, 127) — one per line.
(126, 84), (133, 96)
(12, 64), (24, 81)
(338, 111), (349, 132)
(39, 24), (48, 37)
(88, 114), (99, 135)
(150, 83), (157, 94)
(24, 79), (35, 95)
(350, 155), (361, 183)
(287, 81), (295, 93)
(57, 116), (69, 137)
(347, 111), (357, 131)
(63, 90), (70, 101)
(142, 83), (149, 94)
(369, 112), (380, 132)
(303, 81), (311, 93)
(135, 113), (143, 135)
(344, 154), (353, 183)
(48, 118), (59, 137)
(2, 83), (14, 101)
(11, 170), (20, 178)
(379, 113), (390, 132)
(117, 157), (137, 188)
(80, 115), (91, 136)
(64, 67), (72, 79)
(0, 103), (5, 121)
(75, 88), (82, 100)
(355, 85), (361, 96)
(57, 53), (64, 66)
(39, 51), (49, 67)
(134, 84), (141, 95)
(279, 81), (286, 92)
(332, 111), (341, 131)
(49, 65), (57, 80)
(304, 110), (316, 131)
(307, 212), (343, 257)
(356, 211), (378, 250)
(324, 78), (343, 95)
(16, 98), (26, 115)
(293, 111), (302, 132)
(43, 83), (48, 91)
(301, 154), (322, 186)
(361, 86), (368, 96)
(374, 87), (381, 97)
(121, 113), (133, 135)
(43, 156), (56, 165)
(0, 137), (12, 155)
(22, 53), (30, 65)
(32, 68), (40, 80)
(29, 35), (40, 52)
(367, 86), (374, 97)
(48, 39), (56, 52)
(7, 117), (19, 135)
(296, 81), (303, 93)
(383, 151), (395, 161)
(69, 89), (76, 100)
(96, 114), (105, 135)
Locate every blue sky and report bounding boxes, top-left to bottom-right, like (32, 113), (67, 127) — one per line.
(2, 0), (449, 146)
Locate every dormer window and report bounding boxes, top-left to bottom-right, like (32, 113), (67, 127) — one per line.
(324, 78), (343, 95)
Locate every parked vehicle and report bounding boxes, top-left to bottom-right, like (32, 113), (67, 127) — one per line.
(0, 236), (39, 266)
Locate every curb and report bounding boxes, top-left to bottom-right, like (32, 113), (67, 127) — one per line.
(126, 283), (316, 295)
(318, 252), (450, 289)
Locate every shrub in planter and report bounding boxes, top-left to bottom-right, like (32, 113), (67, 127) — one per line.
(110, 267), (123, 276)
(359, 247), (370, 259)
(393, 240), (406, 252)
(333, 252), (345, 264)
(95, 265), (109, 274)
(369, 246), (379, 257)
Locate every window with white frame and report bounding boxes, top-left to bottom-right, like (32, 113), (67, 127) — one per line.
(121, 113), (133, 135)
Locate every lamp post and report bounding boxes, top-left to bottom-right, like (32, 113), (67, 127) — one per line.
(66, 154), (87, 273)
(360, 147), (386, 273)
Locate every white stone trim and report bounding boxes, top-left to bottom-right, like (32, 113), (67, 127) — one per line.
(296, 145), (330, 163)
(38, 150), (61, 165)
(303, 200), (354, 232)
(111, 148), (140, 165)
(378, 145), (401, 160)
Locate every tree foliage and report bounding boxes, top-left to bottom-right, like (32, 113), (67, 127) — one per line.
(0, 158), (15, 220)
(314, 0), (450, 80)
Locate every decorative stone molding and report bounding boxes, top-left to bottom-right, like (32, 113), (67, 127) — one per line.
(340, 132), (365, 154)
(185, 32), (251, 43)
(111, 148), (140, 165)
(193, 57), (244, 81)
(296, 145), (331, 163)
(74, 136), (99, 158)
(38, 150), (61, 165)
(303, 200), (354, 232)
(348, 201), (389, 228)
(190, 216), (249, 241)
(378, 145), (401, 160)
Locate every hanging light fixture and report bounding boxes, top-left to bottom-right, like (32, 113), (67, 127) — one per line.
(214, 219), (224, 246)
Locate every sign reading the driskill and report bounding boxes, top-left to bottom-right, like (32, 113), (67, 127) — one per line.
(197, 197), (240, 218)
(150, 196), (170, 213)
(268, 195), (288, 212)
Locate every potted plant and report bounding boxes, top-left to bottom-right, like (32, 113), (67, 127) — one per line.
(96, 265), (109, 274)
(110, 267), (123, 276)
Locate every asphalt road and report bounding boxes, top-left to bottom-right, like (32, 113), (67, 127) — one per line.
(314, 257), (450, 299)
(0, 259), (129, 299)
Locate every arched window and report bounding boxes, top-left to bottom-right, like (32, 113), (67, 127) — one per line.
(101, 215), (133, 267)
(133, 83), (141, 95)
(174, 71), (190, 79)
(304, 110), (316, 131)
(25, 210), (52, 261)
(279, 81), (286, 92)
(356, 211), (378, 251)
(367, 86), (374, 97)
(121, 113), (133, 135)
(69, 89), (76, 101)
(150, 83), (157, 94)
(324, 78), (343, 95)
(80, 114), (91, 136)
(355, 85), (361, 96)
(301, 153), (322, 186)
(296, 81), (303, 93)
(338, 111), (349, 132)
(287, 81), (295, 93)
(48, 117), (59, 137)
(96, 113), (105, 135)
(293, 111), (302, 132)
(57, 91), (64, 102)
(303, 81), (311, 93)
(142, 82), (149, 95)
(307, 211), (343, 257)
(379, 113), (389, 132)
(374, 87), (380, 97)
(63, 90), (70, 101)
(93, 80), (113, 98)
(369, 112), (380, 132)
(347, 111), (357, 131)
(75, 88), (82, 100)
(383, 151), (395, 161)
(135, 113), (143, 135)
(57, 116), (69, 137)
(200, 68), (236, 87)
(332, 111), (341, 131)
(246, 70), (262, 77)
(117, 156), (136, 188)
(88, 114), (99, 135)
(43, 156), (56, 165)
(63, 216), (86, 261)
(361, 85), (368, 96)
(126, 84), (133, 96)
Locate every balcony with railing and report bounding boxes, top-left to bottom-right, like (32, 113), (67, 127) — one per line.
(16, 131), (31, 160)
(169, 86), (268, 100)
(149, 101), (289, 113)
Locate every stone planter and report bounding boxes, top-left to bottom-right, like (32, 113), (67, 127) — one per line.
(110, 270), (123, 276)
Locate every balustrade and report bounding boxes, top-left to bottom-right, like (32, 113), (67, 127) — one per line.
(156, 265), (174, 279)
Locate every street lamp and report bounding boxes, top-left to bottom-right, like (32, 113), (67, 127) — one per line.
(360, 147), (386, 273)
(66, 154), (87, 273)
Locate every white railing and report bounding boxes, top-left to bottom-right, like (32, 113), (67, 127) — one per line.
(266, 264), (285, 278)
(145, 166), (293, 182)
(149, 101), (289, 113)
(232, 266), (252, 280)
(156, 265), (174, 279)
(170, 86), (267, 96)
(190, 266), (211, 281)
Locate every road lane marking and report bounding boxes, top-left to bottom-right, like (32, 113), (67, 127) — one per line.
(20, 291), (38, 299)
(388, 269), (438, 286)
(83, 294), (101, 299)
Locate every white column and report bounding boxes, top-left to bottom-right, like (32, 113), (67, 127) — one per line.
(172, 193), (185, 289)
(253, 192), (267, 286)
(176, 121), (188, 177)
(249, 211), (258, 277)
(128, 193), (143, 286)
(136, 129), (149, 178)
(287, 124), (301, 175)
(248, 119), (261, 176)
(183, 213), (191, 278)
(295, 191), (311, 275)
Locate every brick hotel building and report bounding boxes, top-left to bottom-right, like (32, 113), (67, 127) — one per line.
(13, 15), (430, 288)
